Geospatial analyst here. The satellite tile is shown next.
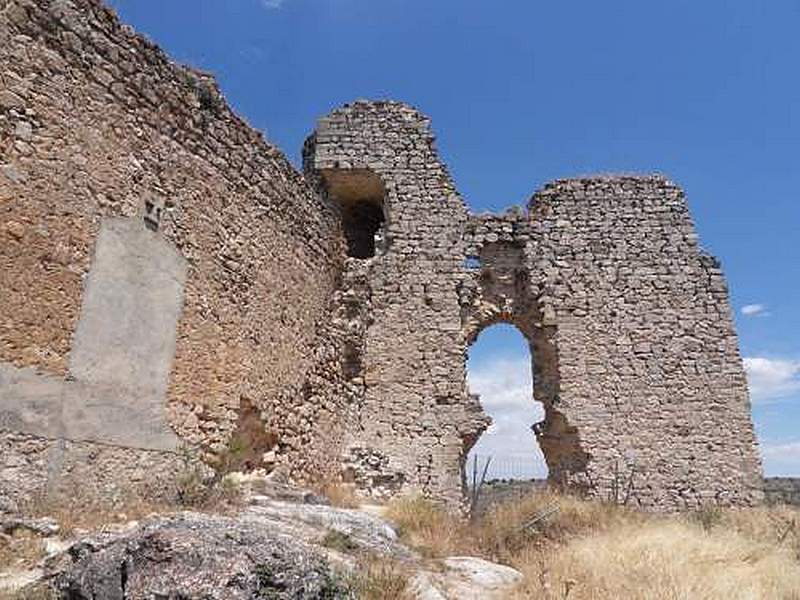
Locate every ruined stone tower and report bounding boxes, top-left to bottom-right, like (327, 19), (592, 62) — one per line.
(304, 103), (764, 508)
(1, 0), (763, 511)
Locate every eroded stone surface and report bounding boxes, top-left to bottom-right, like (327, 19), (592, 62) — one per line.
(48, 512), (350, 600)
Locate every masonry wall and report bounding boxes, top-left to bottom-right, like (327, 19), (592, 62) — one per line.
(0, 0), (351, 508)
(0, 0), (765, 512)
(305, 102), (488, 505)
(307, 102), (764, 510)
(521, 177), (764, 507)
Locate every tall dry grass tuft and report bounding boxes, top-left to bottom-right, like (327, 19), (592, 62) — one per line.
(317, 480), (360, 509)
(385, 490), (645, 562)
(474, 489), (646, 563)
(710, 504), (799, 559)
(349, 558), (410, 600)
(385, 494), (470, 557)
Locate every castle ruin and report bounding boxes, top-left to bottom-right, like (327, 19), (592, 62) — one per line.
(1, 0), (764, 511)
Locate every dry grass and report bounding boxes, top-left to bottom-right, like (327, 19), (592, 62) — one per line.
(711, 503), (799, 558)
(385, 491), (800, 599)
(318, 480), (360, 509)
(514, 519), (800, 599)
(385, 490), (643, 560)
(349, 557), (410, 600)
(0, 583), (55, 600)
(0, 533), (46, 571)
(384, 494), (467, 557)
(19, 474), (243, 538)
(21, 488), (172, 538)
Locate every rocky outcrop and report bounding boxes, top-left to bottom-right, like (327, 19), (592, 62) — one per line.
(411, 557), (523, 600)
(4, 481), (524, 599)
(48, 512), (349, 600)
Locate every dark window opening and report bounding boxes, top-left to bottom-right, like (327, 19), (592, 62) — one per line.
(342, 342), (362, 379)
(320, 169), (387, 260)
(342, 199), (385, 259)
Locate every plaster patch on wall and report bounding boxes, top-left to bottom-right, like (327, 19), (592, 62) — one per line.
(0, 217), (185, 451)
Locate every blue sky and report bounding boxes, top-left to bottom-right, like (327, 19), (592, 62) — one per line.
(108, 0), (799, 477)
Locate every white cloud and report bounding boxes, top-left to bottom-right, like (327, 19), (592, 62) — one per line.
(467, 357), (535, 411)
(741, 304), (770, 317)
(762, 441), (800, 459)
(743, 357), (800, 402)
(761, 441), (800, 476)
(261, 0), (284, 8)
(467, 356), (546, 478)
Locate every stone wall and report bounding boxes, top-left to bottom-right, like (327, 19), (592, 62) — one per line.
(0, 0), (352, 507)
(305, 102), (488, 505)
(306, 102), (764, 510)
(0, 0), (765, 512)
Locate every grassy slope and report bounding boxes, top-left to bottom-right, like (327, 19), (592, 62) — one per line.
(386, 491), (800, 599)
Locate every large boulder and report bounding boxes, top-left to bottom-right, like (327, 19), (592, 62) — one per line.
(48, 512), (352, 599)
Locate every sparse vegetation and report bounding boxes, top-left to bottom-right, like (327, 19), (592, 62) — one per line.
(690, 502), (725, 532)
(384, 494), (465, 558)
(0, 532), (46, 572)
(211, 398), (278, 475)
(349, 558), (409, 600)
(21, 486), (169, 538)
(0, 582), (56, 600)
(175, 461), (244, 512)
(385, 490), (800, 599)
(322, 529), (359, 554)
(17, 456), (243, 539)
(318, 481), (360, 509)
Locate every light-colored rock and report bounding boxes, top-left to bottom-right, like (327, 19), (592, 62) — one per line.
(245, 496), (413, 559)
(410, 556), (523, 600)
(0, 515), (60, 537)
(0, 568), (43, 593)
(409, 571), (448, 600)
(442, 556), (523, 589)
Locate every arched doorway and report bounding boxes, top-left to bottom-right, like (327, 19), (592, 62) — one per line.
(460, 238), (591, 499)
(465, 323), (548, 483)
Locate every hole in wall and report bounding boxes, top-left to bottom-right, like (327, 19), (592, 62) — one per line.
(321, 169), (387, 259)
(218, 397), (278, 474)
(464, 255), (482, 270)
(341, 199), (384, 258)
(465, 323), (548, 483)
(342, 342), (362, 379)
